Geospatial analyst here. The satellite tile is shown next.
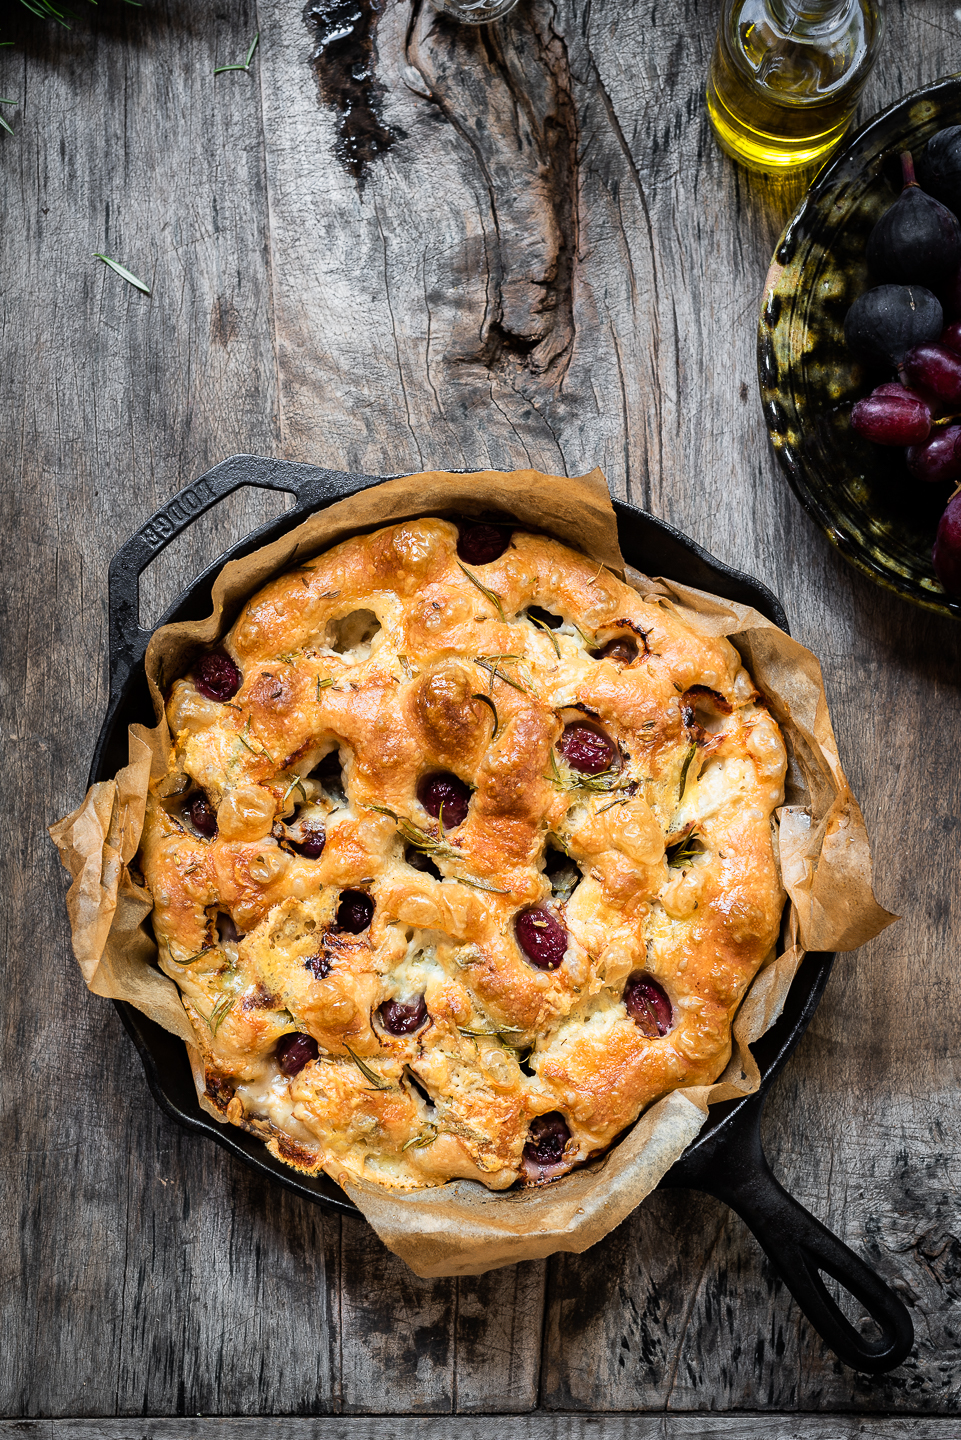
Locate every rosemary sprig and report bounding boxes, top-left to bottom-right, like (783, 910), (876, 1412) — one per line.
(472, 692), (499, 738)
(474, 656), (526, 693)
(402, 1124), (438, 1152)
(527, 612), (561, 657)
(451, 874), (509, 895)
(366, 804), (461, 861)
(207, 993), (234, 1036)
(677, 743), (697, 804)
(282, 775), (308, 807)
(214, 30), (259, 75)
(344, 1044), (393, 1091)
(457, 561), (507, 622)
(666, 827), (703, 868)
(93, 253), (151, 295)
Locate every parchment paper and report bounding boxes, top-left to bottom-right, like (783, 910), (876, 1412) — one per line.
(51, 467), (895, 1277)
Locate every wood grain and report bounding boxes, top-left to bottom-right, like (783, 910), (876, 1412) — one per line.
(2, 0), (959, 1420)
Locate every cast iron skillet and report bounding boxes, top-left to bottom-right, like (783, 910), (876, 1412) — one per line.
(89, 455), (913, 1375)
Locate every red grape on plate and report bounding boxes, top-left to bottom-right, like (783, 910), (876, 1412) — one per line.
(933, 492), (961, 598)
(850, 388), (931, 446)
(906, 425), (961, 484)
(901, 343), (961, 406)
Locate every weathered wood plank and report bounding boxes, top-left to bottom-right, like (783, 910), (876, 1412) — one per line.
(3, 1414), (960, 1439)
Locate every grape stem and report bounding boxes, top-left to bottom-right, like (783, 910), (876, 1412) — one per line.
(901, 150), (918, 190)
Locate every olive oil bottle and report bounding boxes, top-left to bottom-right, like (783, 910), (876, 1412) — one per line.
(707, 0), (884, 175)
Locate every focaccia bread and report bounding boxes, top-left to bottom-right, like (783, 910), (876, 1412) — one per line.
(138, 516), (787, 1192)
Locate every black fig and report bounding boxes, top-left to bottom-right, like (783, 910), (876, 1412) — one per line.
(843, 285), (943, 369)
(917, 126), (961, 215)
(867, 151), (961, 286)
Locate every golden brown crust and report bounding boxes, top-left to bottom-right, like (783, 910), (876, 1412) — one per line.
(139, 518), (786, 1191)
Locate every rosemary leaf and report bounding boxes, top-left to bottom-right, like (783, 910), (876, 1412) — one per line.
(451, 874), (510, 895)
(474, 657), (526, 693)
(677, 743), (697, 803)
(527, 611), (561, 657)
(316, 675), (334, 699)
(282, 775), (308, 807)
(207, 992), (234, 1036)
(93, 253), (151, 295)
(471, 691), (499, 738)
(457, 561), (507, 623)
(0, 112), (13, 135)
(402, 1124), (438, 1151)
(345, 1044), (392, 1090)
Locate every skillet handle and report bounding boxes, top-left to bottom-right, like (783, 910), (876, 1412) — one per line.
(106, 455), (382, 706)
(664, 1091), (914, 1374)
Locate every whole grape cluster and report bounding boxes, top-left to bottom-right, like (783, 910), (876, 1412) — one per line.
(843, 130), (961, 600)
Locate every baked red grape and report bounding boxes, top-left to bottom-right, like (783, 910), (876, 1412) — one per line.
(850, 388), (932, 445)
(336, 890), (374, 933)
(523, 1112), (570, 1166)
(624, 974), (673, 1037)
(195, 651), (242, 702)
(276, 1032), (319, 1076)
(378, 995), (428, 1035)
(933, 493), (961, 598)
(591, 636), (639, 664)
(940, 321), (961, 357)
(556, 722), (617, 774)
(456, 520), (511, 564)
(516, 907), (567, 970)
(304, 951), (331, 979)
(186, 794), (217, 837)
(901, 343), (961, 405)
(906, 426), (961, 483)
(417, 772), (471, 828)
(290, 823), (326, 859)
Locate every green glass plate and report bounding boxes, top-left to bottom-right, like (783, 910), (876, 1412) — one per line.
(759, 72), (961, 620)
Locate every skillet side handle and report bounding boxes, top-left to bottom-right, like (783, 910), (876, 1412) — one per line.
(105, 455), (377, 708)
(667, 1093), (914, 1374)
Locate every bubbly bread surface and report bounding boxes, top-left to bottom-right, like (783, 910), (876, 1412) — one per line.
(138, 517), (787, 1191)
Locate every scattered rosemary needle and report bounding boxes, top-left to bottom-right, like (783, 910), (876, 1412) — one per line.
(93, 253), (151, 295)
(451, 874), (509, 895)
(207, 993), (234, 1036)
(316, 675), (335, 699)
(474, 656), (526, 694)
(402, 1124), (438, 1152)
(0, 99), (17, 137)
(214, 29), (259, 75)
(282, 775), (308, 807)
(527, 612), (561, 658)
(457, 561), (507, 623)
(471, 692), (499, 738)
(345, 1044), (392, 1090)
(677, 743), (697, 803)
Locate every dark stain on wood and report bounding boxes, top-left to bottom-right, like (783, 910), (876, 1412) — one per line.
(304, 0), (399, 179)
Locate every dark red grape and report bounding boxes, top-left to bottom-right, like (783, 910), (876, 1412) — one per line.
(515, 907), (568, 970)
(867, 151), (961, 286)
(556, 722), (617, 774)
(851, 389), (932, 445)
(336, 889), (374, 933)
(276, 1032), (319, 1076)
(186, 794), (217, 837)
(624, 974), (673, 1037)
(906, 426), (961, 484)
(933, 492), (961, 598)
(901, 343), (961, 406)
(591, 636), (639, 664)
(523, 1112), (570, 1167)
(940, 321), (961, 356)
(456, 520), (511, 565)
(290, 824), (326, 859)
(195, 651), (242, 702)
(378, 995), (428, 1035)
(417, 772), (471, 828)
(844, 285), (943, 368)
(304, 951), (331, 979)
(216, 911), (243, 944)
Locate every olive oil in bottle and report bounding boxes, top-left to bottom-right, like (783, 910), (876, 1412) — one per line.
(707, 0), (884, 175)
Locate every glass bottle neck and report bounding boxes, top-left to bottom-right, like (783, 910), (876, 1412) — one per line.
(768, 0), (855, 31)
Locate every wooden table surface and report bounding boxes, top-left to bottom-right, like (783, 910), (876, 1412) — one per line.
(3, 0), (960, 1430)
